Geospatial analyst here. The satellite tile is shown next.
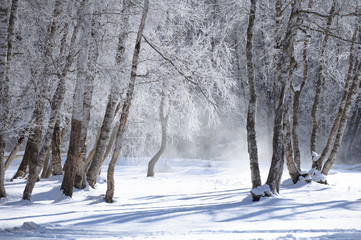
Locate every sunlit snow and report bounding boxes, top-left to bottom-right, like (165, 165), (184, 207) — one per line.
(1, 157), (361, 239)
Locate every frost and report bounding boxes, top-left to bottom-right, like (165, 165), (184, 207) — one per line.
(293, 84), (301, 92)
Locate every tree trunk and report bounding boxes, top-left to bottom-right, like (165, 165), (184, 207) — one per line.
(47, 120), (64, 177)
(147, 86), (169, 177)
(61, 34), (89, 195)
(22, 109), (45, 200)
(23, 0), (84, 200)
(21, 0), (65, 199)
(61, 118), (82, 197)
(245, 0), (262, 201)
(314, 15), (359, 171)
(105, 0), (149, 203)
(266, 0), (301, 194)
(86, 95), (118, 188)
(0, 134), (6, 198)
(321, 60), (361, 177)
(5, 134), (25, 171)
(73, 1), (95, 189)
(284, 103), (300, 184)
(310, 0), (337, 167)
(0, 2), (8, 198)
(11, 138), (33, 180)
(40, 149), (51, 178)
(1, 0), (19, 198)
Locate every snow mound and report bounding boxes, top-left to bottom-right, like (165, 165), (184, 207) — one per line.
(159, 161), (173, 173)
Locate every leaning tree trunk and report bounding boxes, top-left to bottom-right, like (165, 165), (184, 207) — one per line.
(245, 0), (262, 201)
(105, 0), (149, 203)
(86, 95), (118, 188)
(266, 0), (301, 195)
(310, 0), (337, 167)
(20, 0), (64, 197)
(5, 133), (25, 171)
(147, 87), (169, 177)
(321, 59), (361, 178)
(23, 0), (82, 200)
(314, 16), (359, 172)
(11, 137), (32, 180)
(284, 102), (300, 184)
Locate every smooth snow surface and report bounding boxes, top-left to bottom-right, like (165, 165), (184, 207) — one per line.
(1, 157), (361, 239)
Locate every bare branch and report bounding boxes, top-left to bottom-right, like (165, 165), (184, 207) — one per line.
(300, 25), (361, 45)
(142, 35), (217, 109)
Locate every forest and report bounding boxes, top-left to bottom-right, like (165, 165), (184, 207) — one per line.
(0, 0), (360, 205)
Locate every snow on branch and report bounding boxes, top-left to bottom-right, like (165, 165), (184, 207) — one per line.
(142, 35), (217, 109)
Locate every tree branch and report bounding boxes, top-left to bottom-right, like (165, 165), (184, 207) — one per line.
(142, 35), (217, 109)
(300, 25), (361, 45)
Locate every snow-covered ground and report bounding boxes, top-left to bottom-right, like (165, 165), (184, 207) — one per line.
(1, 157), (361, 239)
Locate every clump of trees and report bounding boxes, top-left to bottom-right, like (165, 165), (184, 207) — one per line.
(0, 0), (360, 203)
(243, 0), (361, 200)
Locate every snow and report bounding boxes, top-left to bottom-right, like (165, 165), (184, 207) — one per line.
(293, 84), (301, 92)
(312, 151), (320, 161)
(1, 157), (361, 239)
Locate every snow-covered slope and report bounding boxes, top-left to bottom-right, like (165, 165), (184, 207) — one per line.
(1, 158), (361, 239)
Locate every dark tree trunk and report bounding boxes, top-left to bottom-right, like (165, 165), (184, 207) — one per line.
(22, 118), (44, 200)
(11, 139), (32, 180)
(61, 118), (82, 197)
(284, 103), (300, 184)
(49, 120), (64, 176)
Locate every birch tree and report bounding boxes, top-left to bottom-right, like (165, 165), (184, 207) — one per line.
(105, 0), (149, 203)
(24, 0), (86, 200)
(0, 0), (19, 198)
(265, 0), (302, 195)
(245, 0), (262, 201)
